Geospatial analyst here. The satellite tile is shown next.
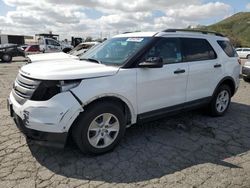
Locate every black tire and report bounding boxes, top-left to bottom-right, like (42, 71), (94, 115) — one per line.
(62, 48), (71, 53)
(1, 54), (12, 63)
(208, 85), (231, 117)
(72, 101), (126, 154)
(243, 76), (250, 82)
(247, 54), (250, 59)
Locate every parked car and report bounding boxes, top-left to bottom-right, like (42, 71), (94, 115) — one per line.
(242, 59), (250, 82)
(0, 44), (25, 62)
(69, 42), (100, 56)
(26, 42), (100, 63)
(27, 52), (79, 63)
(25, 45), (40, 55)
(8, 29), (240, 154)
(38, 37), (73, 53)
(236, 48), (250, 59)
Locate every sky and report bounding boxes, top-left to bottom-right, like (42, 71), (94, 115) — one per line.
(0, 0), (249, 40)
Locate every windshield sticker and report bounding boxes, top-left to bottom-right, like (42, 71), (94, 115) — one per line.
(126, 38), (144, 42)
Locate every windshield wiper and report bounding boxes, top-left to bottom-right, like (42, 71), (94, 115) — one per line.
(81, 58), (102, 64)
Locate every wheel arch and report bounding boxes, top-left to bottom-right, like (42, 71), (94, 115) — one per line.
(72, 93), (137, 127)
(213, 76), (236, 97)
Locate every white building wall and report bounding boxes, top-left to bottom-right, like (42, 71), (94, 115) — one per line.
(0, 35), (8, 44)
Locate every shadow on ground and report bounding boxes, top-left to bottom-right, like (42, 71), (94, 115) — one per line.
(28, 102), (250, 183)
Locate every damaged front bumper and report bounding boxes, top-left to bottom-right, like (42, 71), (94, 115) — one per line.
(8, 91), (83, 147)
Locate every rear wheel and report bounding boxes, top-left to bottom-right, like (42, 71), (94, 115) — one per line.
(208, 85), (231, 116)
(72, 101), (126, 154)
(1, 54), (12, 63)
(247, 54), (250, 59)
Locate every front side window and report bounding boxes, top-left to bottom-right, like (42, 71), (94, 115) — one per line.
(182, 38), (217, 61)
(141, 38), (182, 64)
(80, 37), (152, 66)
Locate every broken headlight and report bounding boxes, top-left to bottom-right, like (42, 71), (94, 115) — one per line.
(59, 80), (81, 92)
(31, 80), (81, 101)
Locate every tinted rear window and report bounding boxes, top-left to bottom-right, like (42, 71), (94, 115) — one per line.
(217, 40), (237, 57)
(182, 38), (217, 62)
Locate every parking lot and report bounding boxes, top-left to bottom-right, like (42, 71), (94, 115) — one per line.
(0, 59), (250, 188)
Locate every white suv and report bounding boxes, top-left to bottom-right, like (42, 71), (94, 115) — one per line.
(8, 29), (240, 154)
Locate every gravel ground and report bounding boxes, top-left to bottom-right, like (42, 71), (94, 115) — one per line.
(0, 59), (250, 188)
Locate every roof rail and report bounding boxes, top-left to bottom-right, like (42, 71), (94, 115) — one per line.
(162, 29), (224, 37)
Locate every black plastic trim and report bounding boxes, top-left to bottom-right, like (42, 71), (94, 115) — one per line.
(162, 29), (224, 37)
(137, 97), (212, 122)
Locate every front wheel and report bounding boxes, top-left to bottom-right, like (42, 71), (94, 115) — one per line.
(72, 102), (126, 154)
(1, 54), (12, 63)
(208, 85), (231, 116)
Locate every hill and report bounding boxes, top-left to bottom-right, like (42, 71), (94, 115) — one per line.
(201, 12), (250, 47)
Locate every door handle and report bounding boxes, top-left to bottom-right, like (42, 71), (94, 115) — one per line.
(174, 69), (185, 74)
(214, 64), (222, 68)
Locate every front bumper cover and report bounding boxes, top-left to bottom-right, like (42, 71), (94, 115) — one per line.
(8, 90), (83, 148)
(12, 110), (68, 148)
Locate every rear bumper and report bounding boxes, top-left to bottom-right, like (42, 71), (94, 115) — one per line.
(12, 110), (68, 148)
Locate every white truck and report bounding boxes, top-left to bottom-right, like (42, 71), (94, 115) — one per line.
(38, 37), (73, 53)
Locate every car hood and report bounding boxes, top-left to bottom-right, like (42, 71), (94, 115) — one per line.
(27, 52), (79, 63)
(20, 59), (119, 80)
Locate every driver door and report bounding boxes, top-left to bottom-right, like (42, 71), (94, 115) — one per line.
(45, 39), (61, 52)
(136, 37), (188, 116)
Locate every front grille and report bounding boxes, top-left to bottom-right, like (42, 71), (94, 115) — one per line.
(12, 73), (41, 104)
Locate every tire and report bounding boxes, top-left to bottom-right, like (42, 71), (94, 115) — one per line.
(72, 101), (126, 154)
(62, 48), (71, 53)
(247, 54), (250, 59)
(208, 85), (231, 117)
(1, 54), (12, 63)
(243, 76), (250, 82)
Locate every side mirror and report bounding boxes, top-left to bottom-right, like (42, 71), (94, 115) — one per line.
(138, 57), (163, 68)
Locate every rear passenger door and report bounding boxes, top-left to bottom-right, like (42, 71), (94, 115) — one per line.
(181, 38), (222, 101)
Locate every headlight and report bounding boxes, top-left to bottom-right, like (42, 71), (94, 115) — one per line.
(31, 80), (81, 101)
(59, 80), (81, 92)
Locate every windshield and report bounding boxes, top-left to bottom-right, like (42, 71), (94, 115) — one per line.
(80, 37), (152, 66)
